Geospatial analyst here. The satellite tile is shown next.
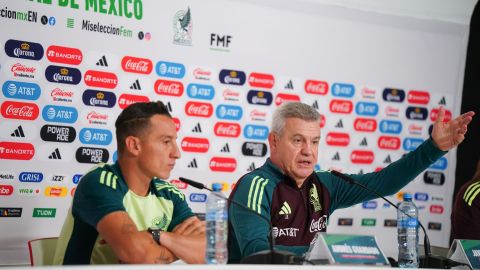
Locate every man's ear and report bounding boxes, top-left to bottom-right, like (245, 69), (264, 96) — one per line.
(268, 132), (277, 153)
(124, 136), (141, 156)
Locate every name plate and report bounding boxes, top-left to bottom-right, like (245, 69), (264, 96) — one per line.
(305, 233), (389, 266)
(448, 239), (480, 269)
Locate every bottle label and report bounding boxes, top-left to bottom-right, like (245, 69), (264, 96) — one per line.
(400, 217), (418, 228)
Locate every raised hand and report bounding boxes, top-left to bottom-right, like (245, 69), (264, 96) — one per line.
(431, 107), (475, 151)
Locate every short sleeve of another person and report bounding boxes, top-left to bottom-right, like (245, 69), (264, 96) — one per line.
(165, 185), (194, 232)
(72, 168), (127, 228)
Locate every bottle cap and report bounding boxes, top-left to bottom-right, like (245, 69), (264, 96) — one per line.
(212, 183), (223, 191)
(403, 193), (412, 200)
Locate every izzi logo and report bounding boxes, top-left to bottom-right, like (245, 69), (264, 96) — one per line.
(32, 208), (56, 218)
(382, 88), (405, 103)
(82, 90), (116, 108)
(45, 65), (81, 85)
(247, 90), (273, 106)
(19, 172), (43, 183)
(156, 61), (185, 79)
(216, 104), (242, 121)
(355, 102), (378, 116)
(42, 105), (78, 124)
(331, 83), (355, 98)
(79, 128), (112, 145)
(406, 107), (428, 121)
(243, 125), (268, 140)
(186, 83), (215, 100)
(40, 125), (76, 143)
(242, 142), (267, 157)
(5, 40), (44, 60)
(76, 147), (109, 163)
(219, 69), (246, 85)
(0, 208), (22, 217)
(2, 80), (41, 100)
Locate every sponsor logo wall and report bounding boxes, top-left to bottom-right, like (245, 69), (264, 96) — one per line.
(0, 0), (467, 263)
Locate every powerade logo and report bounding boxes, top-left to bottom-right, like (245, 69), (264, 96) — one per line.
(79, 128), (112, 145)
(219, 69), (246, 85)
(355, 102), (378, 116)
(430, 157), (447, 170)
(331, 83), (354, 98)
(186, 83), (215, 100)
(403, 138), (423, 151)
(362, 201), (377, 209)
(155, 61), (185, 79)
(414, 192), (429, 201)
(82, 90), (116, 108)
(75, 147), (109, 163)
(424, 171), (445, 186)
(2, 81), (41, 100)
(242, 142), (267, 157)
(40, 125), (76, 143)
(247, 90), (273, 106)
(72, 174), (82, 184)
(382, 88), (405, 102)
(406, 107), (428, 121)
(189, 193), (207, 202)
(379, 120), (402, 134)
(5, 39), (44, 61)
(19, 172), (43, 183)
(216, 104), (243, 120)
(42, 105), (78, 123)
(244, 125), (268, 140)
(45, 65), (81, 85)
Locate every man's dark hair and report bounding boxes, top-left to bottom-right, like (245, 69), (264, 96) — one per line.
(115, 101), (172, 153)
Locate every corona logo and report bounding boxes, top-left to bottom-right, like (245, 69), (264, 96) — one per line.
(96, 92), (105, 99)
(21, 43), (30, 50)
(230, 71), (237, 78)
(60, 68), (68, 75)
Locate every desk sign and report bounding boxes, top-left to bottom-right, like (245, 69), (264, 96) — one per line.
(448, 239), (480, 269)
(305, 233), (389, 266)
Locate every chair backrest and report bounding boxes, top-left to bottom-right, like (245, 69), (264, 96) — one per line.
(27, 237), (59, 266)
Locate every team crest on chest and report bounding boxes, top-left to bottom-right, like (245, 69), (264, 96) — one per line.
(309, 184), (322, 212)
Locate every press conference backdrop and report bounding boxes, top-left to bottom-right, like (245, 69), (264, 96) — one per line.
(0, 0), (469, 264)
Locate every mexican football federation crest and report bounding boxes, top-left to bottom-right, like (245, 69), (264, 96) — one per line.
(173, 7), (193, 46)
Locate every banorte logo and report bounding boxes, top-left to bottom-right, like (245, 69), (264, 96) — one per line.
(275, 93), (300, 106)
(430, 108), (452, 123)
(1, 101), (39, 120)
(172, 118), (181, 132)
(170, 179), (187, 189)
(209, 157), (237, 172)
(181, 137), (210, 153)
(377, 136), (401, 150)
(185, 101), (213, 118)
(46, 45), (83, 65)
(0, 185), (14, 196)
(118, 94), (150, 109)
(0, 142), (35, 160)
(44, 186), (68, 197)
(305, 80), (328, 95)
(248, 72), (275, 89)
(350, 150), (374, 164)
(154, 79), (184, 96)
(121, 56), (153, 75)
(84, 70), (118, 89)
(214, 122), (241, 137)
(430, 205), (444, 214)
(407, 90), (430, 105)
(354, 118), (377, 132)
(329, 99), (352, 114)
(326, 132), (350, 146)
(326, 132), (350, 147)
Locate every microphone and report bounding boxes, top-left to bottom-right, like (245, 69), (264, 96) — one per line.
(179, 177), (299, 264)
(330, 170), (455, 269)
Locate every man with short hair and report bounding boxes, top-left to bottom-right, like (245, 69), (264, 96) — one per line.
(54, 101), (205, 264)
(228, 102), (474, 263)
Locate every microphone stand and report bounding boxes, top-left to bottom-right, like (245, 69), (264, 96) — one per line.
(179, 177), (298, 264)
(330, 170), (457, 269)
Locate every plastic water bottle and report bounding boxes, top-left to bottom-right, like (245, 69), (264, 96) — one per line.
(397, 193), (419, 268)
(205, 183), (228, 264)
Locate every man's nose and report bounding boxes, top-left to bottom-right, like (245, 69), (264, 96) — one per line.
(172, 142), (181, 159)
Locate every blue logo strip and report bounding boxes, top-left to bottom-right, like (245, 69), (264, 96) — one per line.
(186, 83), (215, 100)
(2, 80), (41, 100)
(155, 61), (185, 79)
(42, 105), (78, 124)
(79, 128), (112, 145)
(216, 104), (243, 120)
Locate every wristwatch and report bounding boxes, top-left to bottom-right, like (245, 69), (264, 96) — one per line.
(147, 227), (162, 245)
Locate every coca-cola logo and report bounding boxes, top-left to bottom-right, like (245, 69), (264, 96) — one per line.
(118, 94), (149, 109)
(0, 142), (35, 160)
(326, 132), (350, 147)
(430, 108), (452, 123)
(350, 150), (374, 164)
(154, 79), (184, 96)
(309, 215), (328, 232)
(305, 80), (328, 95)
(209, 157), (237, 172)
(46, 45), (83, 65)
(275, 93), (300, 106)
(121, 56), (153, 74)
(430, 205), (444, 214)
(170, 179), (187, 189)
(214, 122), (241, 137)
(407, 90), (430, 105)
(84, 70), (118, 89)
(181, 137), (210, 153)
(185, 101), (213, 118)
(354, 118), (377, 132)
(1, 101), (39, 120)
(377, 136), (400, 150)
(329, 100), (352, 114)
(0, 185), (14, 196)
(248, 72), (275, 89)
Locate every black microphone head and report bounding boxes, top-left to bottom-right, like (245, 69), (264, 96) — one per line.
(179, 177), (205, 190)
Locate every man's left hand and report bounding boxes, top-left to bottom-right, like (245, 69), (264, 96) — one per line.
(432, 107), (475, 151)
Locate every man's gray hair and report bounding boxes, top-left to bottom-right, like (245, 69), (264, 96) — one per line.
(271, 102), (320, 135)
